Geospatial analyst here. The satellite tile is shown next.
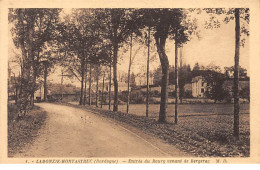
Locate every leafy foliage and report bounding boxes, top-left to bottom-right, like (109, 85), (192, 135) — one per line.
(9, 8), (61, 114)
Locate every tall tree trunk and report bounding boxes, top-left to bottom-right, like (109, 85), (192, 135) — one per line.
(43, 63), (48, 102)
(154, 35), (169, 123)
(179, 46), (183, 104)
(109, 62), (112, 110)
(28, 24), (35, 107)
(146, 25), (151, 117)
(60, 71), (63, 101)
(89, 65), (92, 105)
(101, 71), (105, 108)
(17, 9), (30, 116)
(127, 34), (133, 114)
(39, 81), (42, 100)
(234, 8), (240, 139)
(31, 57), (38, 106)
(79, 57), (85, 105)
(30, 67), (36, 106)
(19, 69), (22, 100)
(84, 64), (88, 105)
(96, 66), (99, 107)
(113, 43), (119, 111)
(175, 38), (179, 124)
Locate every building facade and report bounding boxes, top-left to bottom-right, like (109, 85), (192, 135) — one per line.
(191, 76), (208, 98)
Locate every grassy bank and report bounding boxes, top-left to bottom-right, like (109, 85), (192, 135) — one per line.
(8, 104), (47, 157)
(65, 102), (250, 157)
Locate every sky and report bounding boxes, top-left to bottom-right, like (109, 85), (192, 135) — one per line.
(8, 9), (250, 87)
(118, 10), (249, 76)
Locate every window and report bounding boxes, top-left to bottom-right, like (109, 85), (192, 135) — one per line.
(201, 88), (204, 93)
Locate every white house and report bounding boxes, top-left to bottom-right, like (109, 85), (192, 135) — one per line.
(191, 76), (208, 98)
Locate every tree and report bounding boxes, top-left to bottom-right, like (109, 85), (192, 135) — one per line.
(137, 9), (197, 122)
(95, 9), (142, 111)
(130, 72), (136, 88)
(40, 40), (62, 102)
(192, 62), (200, 71)
(239, 86), (250, 102)
(233, 8), (241, 138)
(88, 64), (92, 105)
(126, 34), (143, 113)
(199, 64), (225, 102)
(94, 65), (100, 107)
(224, 66), (248, 78)
(179, 64), (192, 103)
(59, 9), (90, 105)
(101, 70), (106, 108)
(204, 73), (226, 103)
(153, 66), (162, 85)
(108, 60), (112, 110)
(9, 8), (61, 115)
(58, 9), (110, 105)
(204, 8), (249, 139)
(83, 63), (88, 105)
(126, 34), (133, 114)
(146, 19), (151, 117)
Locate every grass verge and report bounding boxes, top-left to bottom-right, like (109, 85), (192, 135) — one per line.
(8, 104), (47, 157)
(61, 102), (249, 157)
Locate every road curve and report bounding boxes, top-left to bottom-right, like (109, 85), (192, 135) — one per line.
(15, 103), (188, 157)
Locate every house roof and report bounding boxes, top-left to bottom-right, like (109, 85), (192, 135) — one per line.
(191, 76), (204, 83)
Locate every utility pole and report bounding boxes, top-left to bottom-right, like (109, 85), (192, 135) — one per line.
(58, 70), (72, 102)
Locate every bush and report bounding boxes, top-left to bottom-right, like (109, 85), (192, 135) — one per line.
(118, 91), (128, 102)
(223, 91), (232, 103)
(8, 105), (47, 156)
(183, 90), (192, 98)
(240, 87), (250, 102)
(151, 90), (160, 96)
(130, 91), (145, 104)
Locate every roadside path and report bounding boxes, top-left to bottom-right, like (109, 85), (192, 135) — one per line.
(15, 103), (188, 157)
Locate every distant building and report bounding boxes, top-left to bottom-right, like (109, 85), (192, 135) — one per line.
(132, 84), (175, 95)
(191, 74), (249, 99)
(93, 81), (129, 93)
(191, 76), (208, 98)
(34, 84), (51, 100)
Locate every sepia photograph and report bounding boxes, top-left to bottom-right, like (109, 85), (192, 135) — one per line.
(0, 0), (260, 165)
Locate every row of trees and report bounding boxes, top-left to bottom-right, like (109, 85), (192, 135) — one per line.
(9, 8), (249, 139)
(9, 9), (61, 116)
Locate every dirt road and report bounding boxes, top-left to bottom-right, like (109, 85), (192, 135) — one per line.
(15, 103), (188, 157)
